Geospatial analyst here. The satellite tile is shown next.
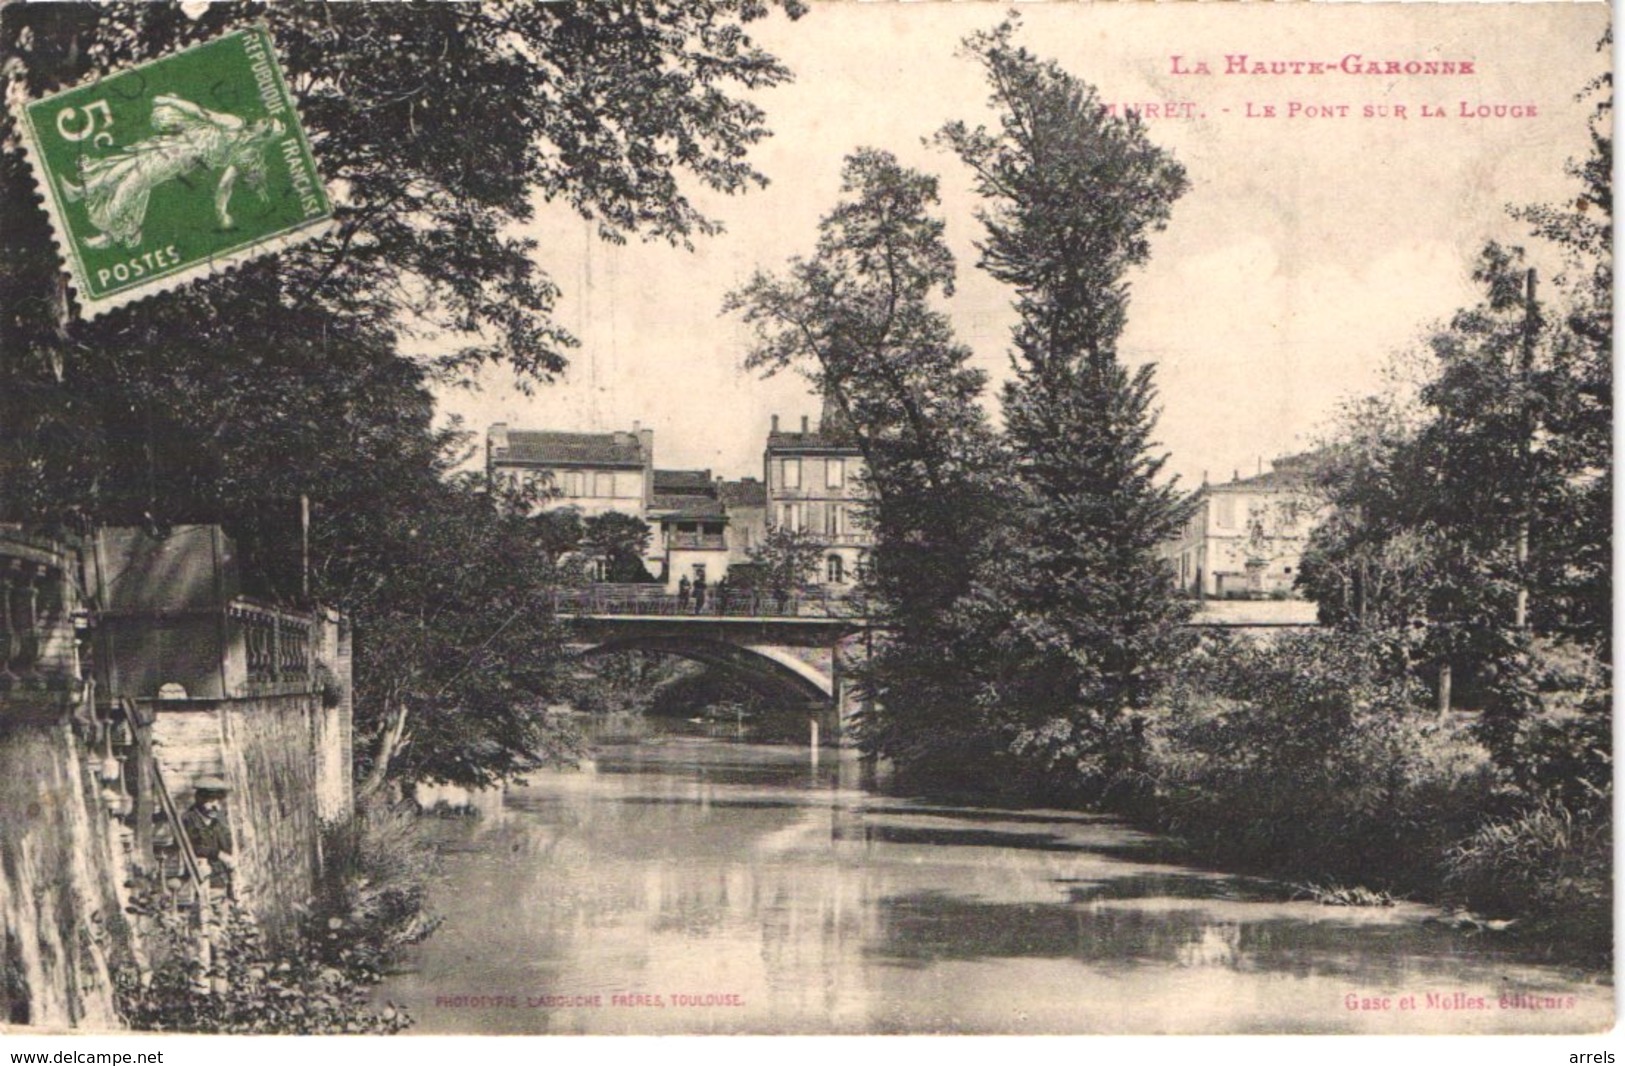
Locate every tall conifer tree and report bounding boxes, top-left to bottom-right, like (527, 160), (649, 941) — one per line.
(939, 18), (1193, 794)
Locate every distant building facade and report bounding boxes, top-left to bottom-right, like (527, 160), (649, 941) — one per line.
(1160, 453), (1325, 599)
(719, 477), (767, 564)
(487, 423), (653, 521)
(486, 412), (875, 594)
(650, 468), (730, 591)
(764, 403), (871, 591)
(488, 422), (661, 577)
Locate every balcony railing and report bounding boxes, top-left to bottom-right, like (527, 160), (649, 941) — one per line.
(666, 532), (728, 551)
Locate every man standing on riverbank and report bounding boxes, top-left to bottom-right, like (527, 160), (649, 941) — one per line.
(182, 775), (235, 896)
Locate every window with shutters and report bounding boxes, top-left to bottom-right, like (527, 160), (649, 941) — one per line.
(781, 458), (801, 490)
(826, 458), (844, 489)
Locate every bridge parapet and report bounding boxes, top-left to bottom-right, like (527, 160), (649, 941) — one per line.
(554, 584), (866, 620)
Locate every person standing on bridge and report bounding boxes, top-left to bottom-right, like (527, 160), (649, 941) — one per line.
(715, 575), (730, 616)
(693, 573), (708, 614)
(678, 574), (691, 612)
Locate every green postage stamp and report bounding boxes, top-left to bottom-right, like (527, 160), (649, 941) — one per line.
(16, 24), (331, 318)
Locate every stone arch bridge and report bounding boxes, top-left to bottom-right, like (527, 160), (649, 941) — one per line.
(557, 587), (1319, 715)
(556, 587), (870, 714)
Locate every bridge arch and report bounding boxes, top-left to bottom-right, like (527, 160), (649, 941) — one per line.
(571, 635), (833, 706)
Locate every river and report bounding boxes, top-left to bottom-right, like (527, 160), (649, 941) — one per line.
(375, 723), (1610, 1035)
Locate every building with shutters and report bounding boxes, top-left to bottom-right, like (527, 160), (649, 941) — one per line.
(1158, 453), (1326, 599)
(487, 422), (662, 577)
(486, 422), (655, 521)
(486, 414), (874, 594)
(763, 403), (871, 592)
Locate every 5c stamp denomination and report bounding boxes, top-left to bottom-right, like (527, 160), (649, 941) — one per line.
(15, 24), (331, 318)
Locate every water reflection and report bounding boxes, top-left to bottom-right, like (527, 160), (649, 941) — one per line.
(1061, 871), (1287, 903)
(838, 822), (1142, 853)
(375, 729), (1610, 1035)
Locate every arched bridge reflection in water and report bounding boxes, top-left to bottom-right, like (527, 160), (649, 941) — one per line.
(374, 727), (1608, 1035)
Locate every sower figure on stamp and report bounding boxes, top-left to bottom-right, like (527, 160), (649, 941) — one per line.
(182, 774), (236, 901)
(61, 95), (284, 249)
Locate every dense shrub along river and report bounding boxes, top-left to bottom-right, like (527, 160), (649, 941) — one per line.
(373, 724), (1608, 1034)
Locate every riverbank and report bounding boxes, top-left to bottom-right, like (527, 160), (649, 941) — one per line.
(111, 800), (436, 1034)
(1120, 631), (1613, 974)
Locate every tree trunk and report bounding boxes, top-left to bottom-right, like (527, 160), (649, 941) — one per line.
(357, 699), (409, 800)
(1514, 267), (1537, 631)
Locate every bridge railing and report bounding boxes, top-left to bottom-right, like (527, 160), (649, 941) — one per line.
(552, 584), (866, 619)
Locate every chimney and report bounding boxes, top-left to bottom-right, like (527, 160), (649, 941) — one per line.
(1257, 456), (1264, 476)
(489, 422), (509, 455)
(1202, 469), (1208, 485)
(1233, 469), (1240, 482)
(771, 414), (779, 434)
(638, 424), (655, 508)
(801, 415), (809, 435)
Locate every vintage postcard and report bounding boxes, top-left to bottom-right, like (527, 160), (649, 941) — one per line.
(0, 0), (1612, 1051)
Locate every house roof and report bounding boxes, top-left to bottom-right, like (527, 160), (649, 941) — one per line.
(496, 430), (646, 468)
(719, 478), (767, 508)
(650, 494), (727, 521)
(1205, 469), (1299, 494)
(766, 427), (860, 454)
(653, 468), (714, 495)
(1199, 451), (1325, 495)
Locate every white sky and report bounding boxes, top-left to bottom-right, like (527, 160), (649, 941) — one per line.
(433, 2), (1609, 489)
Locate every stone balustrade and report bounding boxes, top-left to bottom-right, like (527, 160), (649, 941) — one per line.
(226, 599), (312, 690)
(0, 534), (76, 692)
